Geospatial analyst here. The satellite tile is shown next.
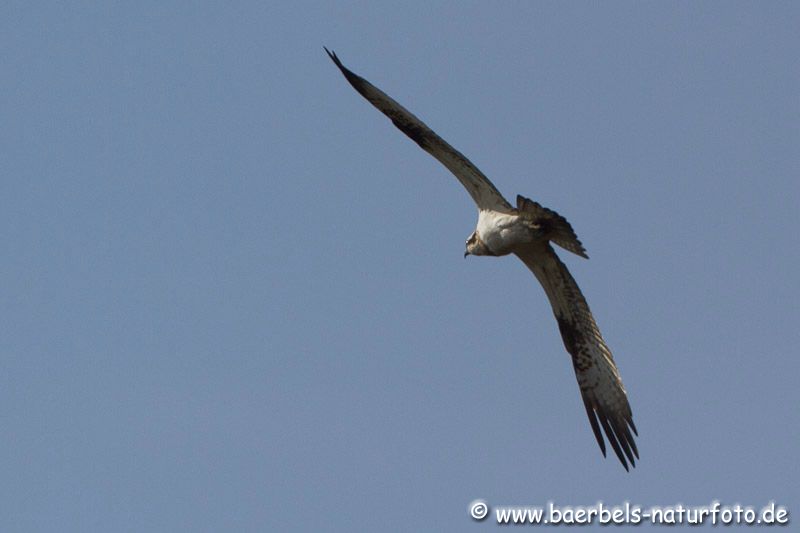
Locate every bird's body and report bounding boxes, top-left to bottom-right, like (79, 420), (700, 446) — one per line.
(326, 48), (639, 471)
(473, 210), (533, 256)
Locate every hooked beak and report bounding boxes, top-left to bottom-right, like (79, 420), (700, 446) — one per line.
(464, 251), (470, 259)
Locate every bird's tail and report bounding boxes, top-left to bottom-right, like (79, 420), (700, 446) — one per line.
(516, 195), (588, 258)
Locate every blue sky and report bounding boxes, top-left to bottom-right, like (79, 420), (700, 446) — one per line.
(1, 2), (798, 531)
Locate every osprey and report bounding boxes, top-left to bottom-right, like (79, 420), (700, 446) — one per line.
(326, 49), (639, 470)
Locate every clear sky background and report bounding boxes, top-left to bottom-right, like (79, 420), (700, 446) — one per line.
(2, 2), (798, 531)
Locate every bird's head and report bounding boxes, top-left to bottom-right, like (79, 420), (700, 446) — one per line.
(464, 231), (491, 258)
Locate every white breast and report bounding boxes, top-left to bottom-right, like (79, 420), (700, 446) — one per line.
(476, 210), (529, 255)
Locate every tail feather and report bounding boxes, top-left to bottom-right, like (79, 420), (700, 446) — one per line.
(516, 195), (588, 258)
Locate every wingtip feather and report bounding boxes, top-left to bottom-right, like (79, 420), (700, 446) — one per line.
(583, 398), (606, 457)
(586, 398), (638, 471)
(324, 47), (342, 68)
(598, 415), (630, 471)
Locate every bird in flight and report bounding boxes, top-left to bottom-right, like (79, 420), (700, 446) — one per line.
(325, 48), (639, 470)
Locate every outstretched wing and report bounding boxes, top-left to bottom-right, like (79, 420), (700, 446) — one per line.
(515, 244), (639, 470)
(325, 48), (513, 213)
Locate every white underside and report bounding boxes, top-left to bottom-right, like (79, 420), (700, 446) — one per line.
(476, 209), (532, 255)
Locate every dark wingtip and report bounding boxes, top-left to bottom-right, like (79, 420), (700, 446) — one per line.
(324, 47), (339, 66)
(598, 415), (630, 471)
(583, 398), (606, 457)
(585, 397), (640, 471)
(323, 47), (365, 93)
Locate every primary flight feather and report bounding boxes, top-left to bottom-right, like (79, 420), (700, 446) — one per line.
(326, 48), (639, 470)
